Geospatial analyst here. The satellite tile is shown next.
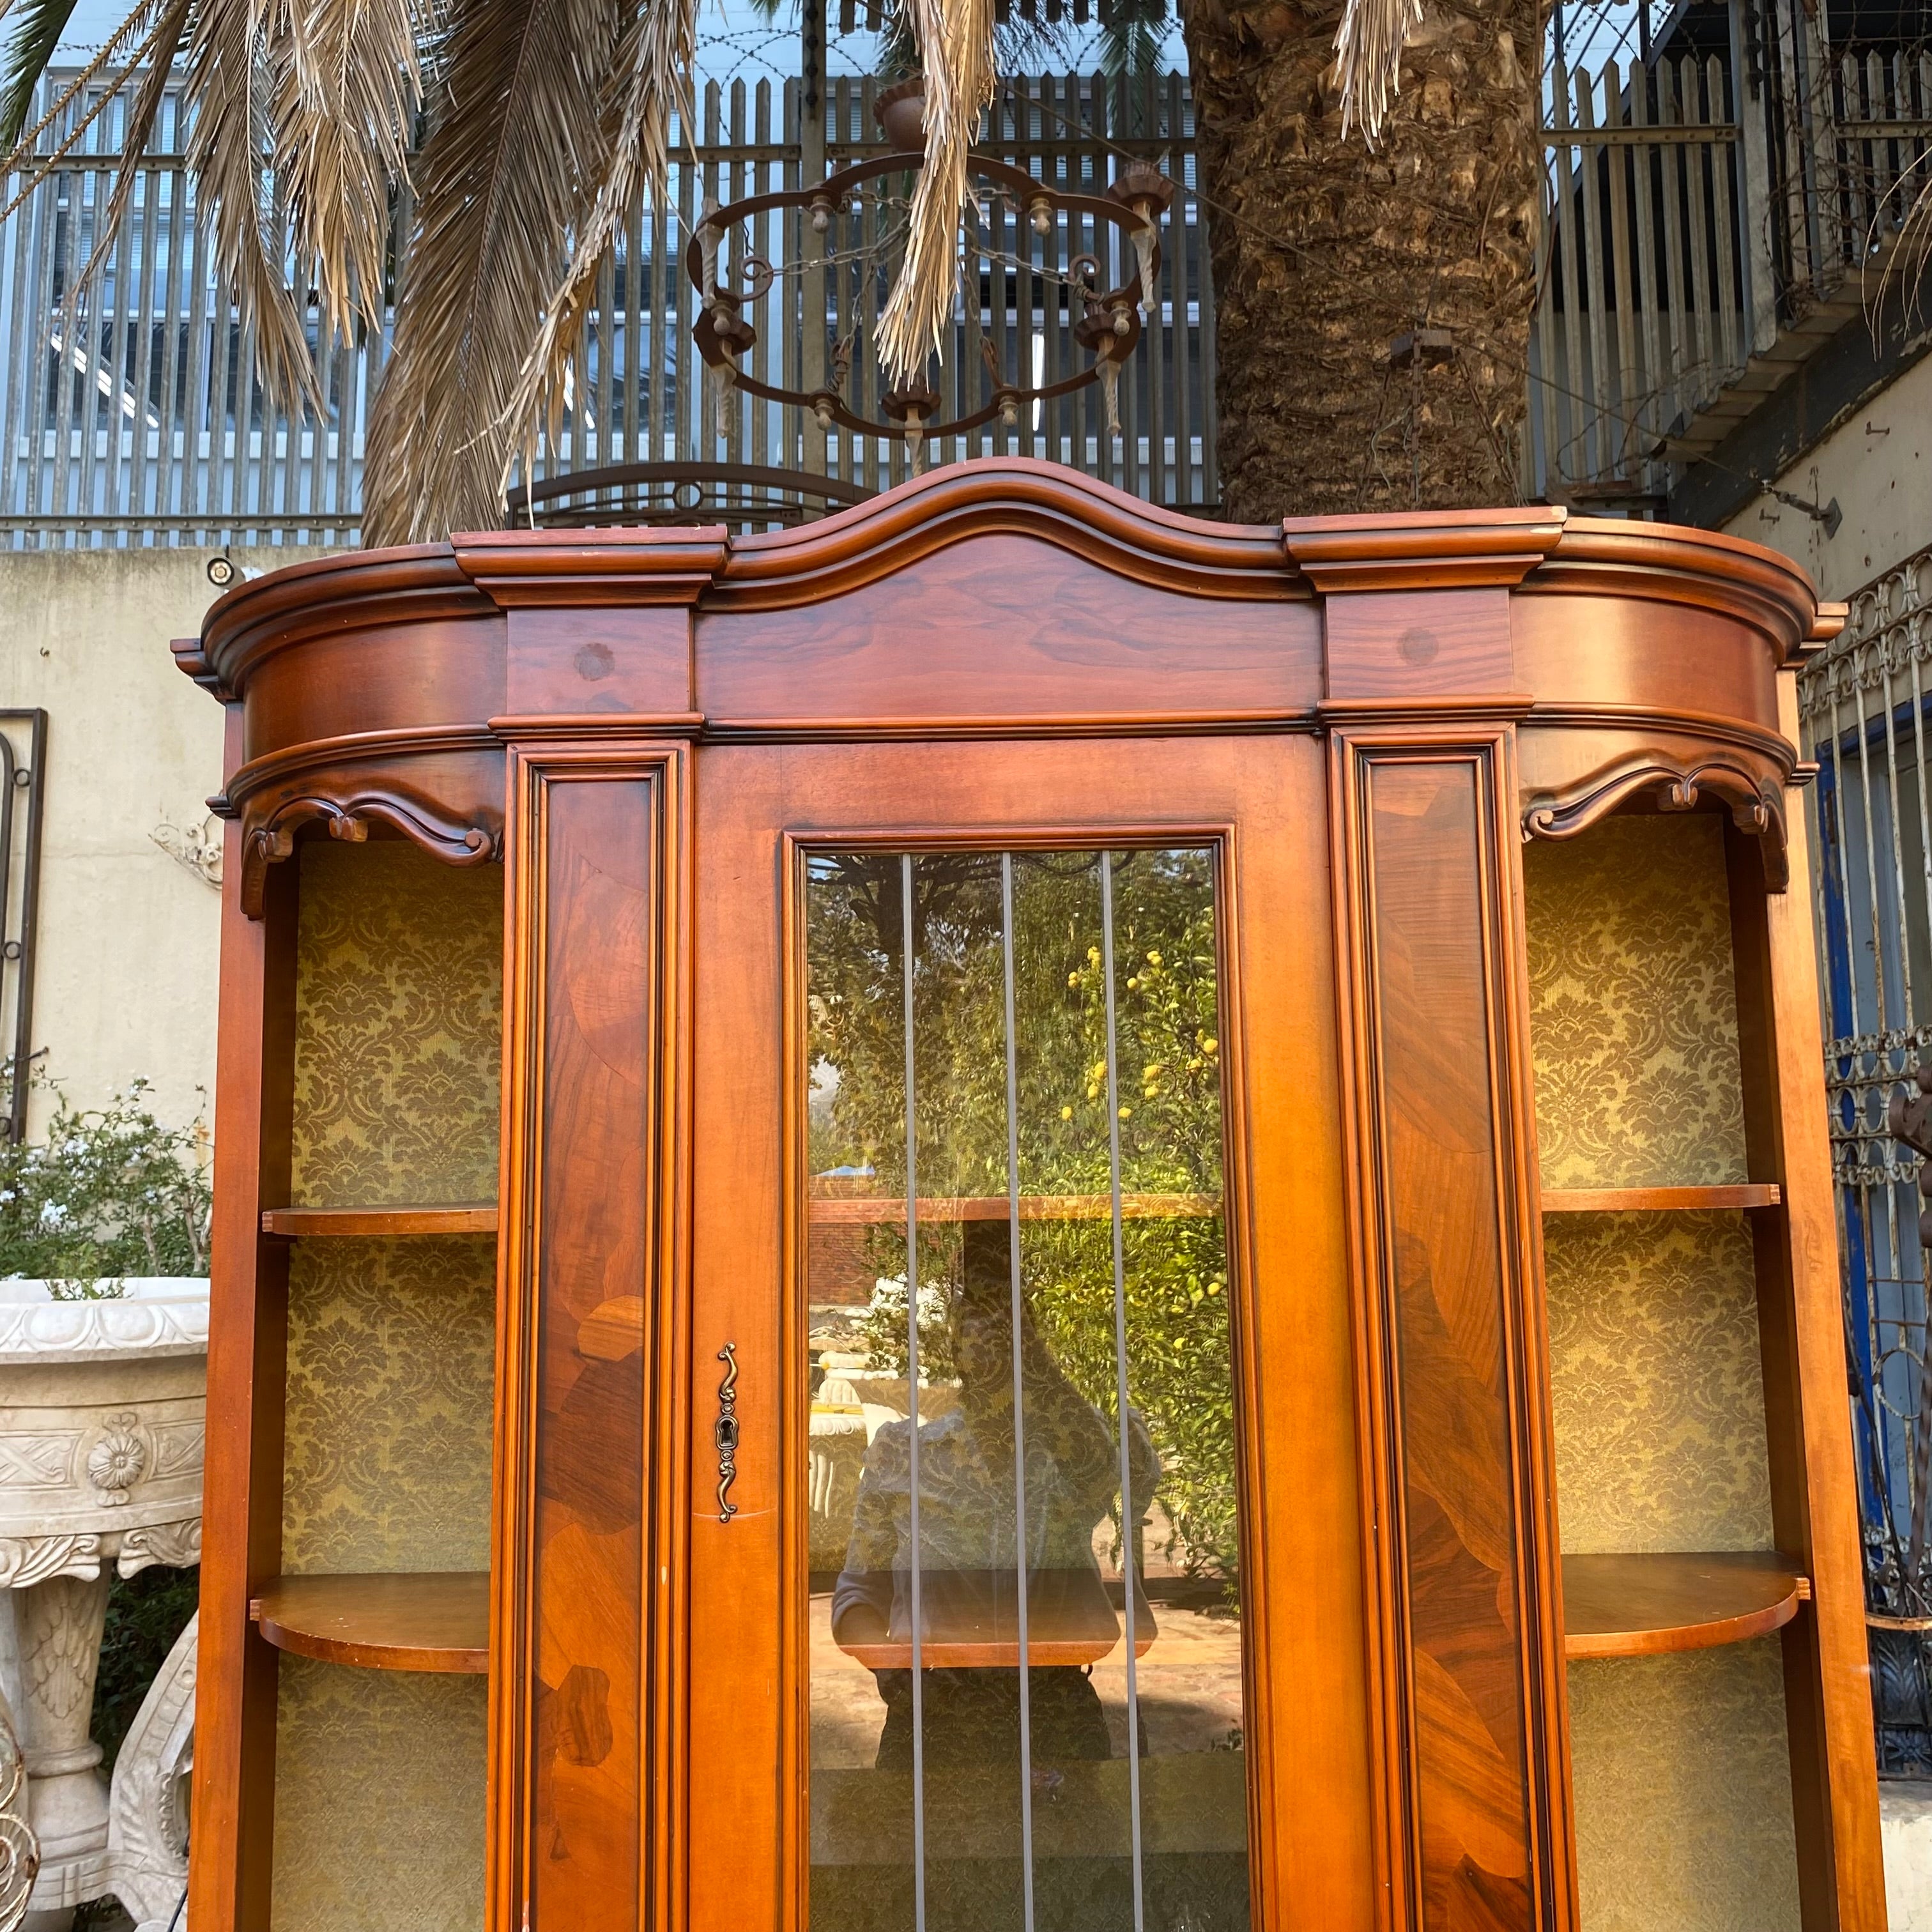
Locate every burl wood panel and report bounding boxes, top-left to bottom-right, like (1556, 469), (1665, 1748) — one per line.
(498, 762), (670, 1932)
(1331, 730), (1569, 1932)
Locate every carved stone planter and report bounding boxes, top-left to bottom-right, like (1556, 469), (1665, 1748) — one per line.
(0, 1279), (206, 1931)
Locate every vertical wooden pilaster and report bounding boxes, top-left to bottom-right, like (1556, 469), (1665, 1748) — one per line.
(1328, 716), (1573, 1932)
(1724, 664), (1885, 1932)
(189, 703), (297, 1932)
(491, 740), (691, 1932)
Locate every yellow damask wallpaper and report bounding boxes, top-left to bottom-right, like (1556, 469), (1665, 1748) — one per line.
(282, 1236), (495, 1572)
(291, 841), (503, 1207)
(272, 1658), (486, 1932)
(1569, 1643), (1800, 1932)
(1524, 816), (1748, 1188)
(1545, 1210), (1772, 1552)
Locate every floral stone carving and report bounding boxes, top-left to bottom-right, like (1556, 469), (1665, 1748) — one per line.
(0, 1278), (206, 1931)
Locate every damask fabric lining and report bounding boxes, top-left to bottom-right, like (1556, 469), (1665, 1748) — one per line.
(272, 1660), (487, 1932)
(273, 839), (502, 1931)
(1524, 813), (1749, 1192)
(289, 841), (503, 1208)
(1569, 1644), (1799, 1932)
(1527, 812), (1797, 1932)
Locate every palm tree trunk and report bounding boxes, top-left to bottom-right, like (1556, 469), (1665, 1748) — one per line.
(1184, 0), (1547, 521)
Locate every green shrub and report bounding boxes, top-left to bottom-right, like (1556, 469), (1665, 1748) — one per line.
(0, 1084), (211, 1289)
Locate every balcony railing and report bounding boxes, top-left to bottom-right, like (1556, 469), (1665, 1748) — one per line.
(3, 6), (1926, 544)
(0, 70), (1215, 544)
(1531, 0), (1932, 505)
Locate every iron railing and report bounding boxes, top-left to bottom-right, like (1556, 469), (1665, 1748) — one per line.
(1801, 544), (1932, 1772)
(0, 710), (46, 1143)
(0, 69), (1215, 544)
(1531, 3), (1932, 503)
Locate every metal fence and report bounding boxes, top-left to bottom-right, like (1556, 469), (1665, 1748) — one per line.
(1531, 8), (1932, 503)
(0, 68), (1215, 545)
(1800, 544), (1932, 1771)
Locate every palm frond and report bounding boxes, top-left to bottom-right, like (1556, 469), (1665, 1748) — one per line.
(273, 0), (420, 337)
(185, 0), (323, 410)
(361, 0), (622, 544)
(1097, 0), (1170, 80)
(875, 0), (996, 384)
(1333, 0), (1422, 144)
(496, 0), (699, 493)
(0, 0), (82, 153)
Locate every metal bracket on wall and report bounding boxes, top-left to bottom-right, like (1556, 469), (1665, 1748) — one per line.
(0, 712), (46, 1144)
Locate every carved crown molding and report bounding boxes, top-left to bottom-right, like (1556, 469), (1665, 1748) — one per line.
(1522, 518), (1832, 668)
(1282, 507), (1568, 592)
(708, 457), (1298, 610)
(453, 526), (730, 608)
(185, 547), (498, 703)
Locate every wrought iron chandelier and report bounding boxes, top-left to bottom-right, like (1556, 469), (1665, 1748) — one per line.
(686, 79), (1174, 471)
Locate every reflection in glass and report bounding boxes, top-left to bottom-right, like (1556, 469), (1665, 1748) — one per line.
(804, 848), (1247, 1932)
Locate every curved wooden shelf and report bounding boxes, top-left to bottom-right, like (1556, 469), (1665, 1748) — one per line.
(1541, 1184), (1780, 1214)
(1561, 1551), (1808, 1660)
(261, 1204), (498, 1237)
(250, 1572), (489, 1673)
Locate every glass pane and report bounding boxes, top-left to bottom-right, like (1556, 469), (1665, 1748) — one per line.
(804, 848), (1248, 1932)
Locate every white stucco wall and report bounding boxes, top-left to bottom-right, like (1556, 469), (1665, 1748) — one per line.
(1720, 351), (1932, 602)
(0, 545), (334, 1139)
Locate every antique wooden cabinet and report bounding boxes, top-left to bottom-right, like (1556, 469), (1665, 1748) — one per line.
(176, 461), (1884, 1932)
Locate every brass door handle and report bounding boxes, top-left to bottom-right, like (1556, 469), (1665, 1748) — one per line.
(714, 1342), (740, 1523)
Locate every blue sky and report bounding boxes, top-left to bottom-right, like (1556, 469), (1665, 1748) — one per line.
(50, 0), (1177, 81)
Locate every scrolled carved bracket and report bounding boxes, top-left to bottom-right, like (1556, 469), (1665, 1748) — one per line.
(1520, 753), (1790, 890)
(228, 741), (505, 919)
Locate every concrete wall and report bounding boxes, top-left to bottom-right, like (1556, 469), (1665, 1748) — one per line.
(1720, 350), (1932, 602)
(0, 546), (334, 1139)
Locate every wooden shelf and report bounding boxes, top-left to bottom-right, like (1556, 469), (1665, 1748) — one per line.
(250, 1572), (489, 1673)
(1541, 1184), (1780, 1215)
(809, 1192), (1219, 1226)
(1561, 1551), (1808, 1659)
(261, 1204), (499, 1238)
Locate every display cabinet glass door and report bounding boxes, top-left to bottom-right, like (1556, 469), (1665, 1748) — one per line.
(802, 847), (1246, 1932)
(686, 738), (1369, 1932)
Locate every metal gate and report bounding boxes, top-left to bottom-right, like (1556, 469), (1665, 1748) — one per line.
(1800, 543), (1932, 1772)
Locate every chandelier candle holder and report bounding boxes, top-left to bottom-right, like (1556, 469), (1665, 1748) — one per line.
(686, 78), (1173, 472)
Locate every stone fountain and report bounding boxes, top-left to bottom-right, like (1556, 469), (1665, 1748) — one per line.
(0, 1278), (206, 1931)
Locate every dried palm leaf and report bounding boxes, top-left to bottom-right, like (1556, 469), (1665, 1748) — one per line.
(185, 0), (323, 410)
(360, 0), (620, 543)
(273, 0), (422, 336)
(1333, 0), (1422, 144)
(874, 0), (995, 384)
(496, 0), (699, 486)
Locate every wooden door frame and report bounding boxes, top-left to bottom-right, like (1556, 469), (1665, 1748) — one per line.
(684, 733), (1372, 1932)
